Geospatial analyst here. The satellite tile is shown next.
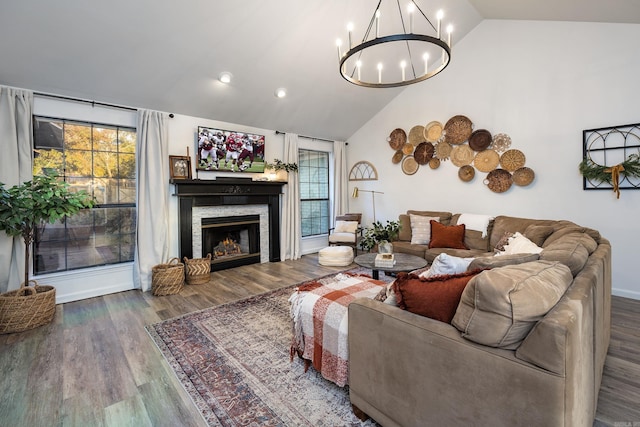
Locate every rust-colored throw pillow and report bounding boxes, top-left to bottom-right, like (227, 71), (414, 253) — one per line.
(393, 270), (481, 323)
(428, 220), (468, 249)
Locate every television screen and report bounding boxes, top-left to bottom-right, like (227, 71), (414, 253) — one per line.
(196, 126), (266, 173)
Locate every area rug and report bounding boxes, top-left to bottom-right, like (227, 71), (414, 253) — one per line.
(146, 268), (391, 426)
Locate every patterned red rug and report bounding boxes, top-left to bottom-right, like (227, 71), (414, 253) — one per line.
(146, 269), (389, 426)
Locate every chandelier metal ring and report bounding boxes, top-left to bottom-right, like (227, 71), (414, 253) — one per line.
(339, 34), (451, 88)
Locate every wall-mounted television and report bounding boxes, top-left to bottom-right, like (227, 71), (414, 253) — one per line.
(196, 126), (266, 173)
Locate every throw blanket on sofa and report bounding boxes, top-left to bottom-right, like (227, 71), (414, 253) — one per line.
(289, 273), (386, 387)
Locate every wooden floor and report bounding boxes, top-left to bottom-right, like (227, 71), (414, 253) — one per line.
(0, 255), (638, 426)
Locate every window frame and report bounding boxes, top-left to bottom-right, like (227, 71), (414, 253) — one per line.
(32, 115), (137, 274)
(298, 148), (331, 238)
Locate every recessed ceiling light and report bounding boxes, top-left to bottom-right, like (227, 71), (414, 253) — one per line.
(275, 88), (287, 98)
(218, 72), (233, 84)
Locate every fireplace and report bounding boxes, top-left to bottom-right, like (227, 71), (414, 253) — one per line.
(172, 178), (284, 271)
(202, 215), (260, 269)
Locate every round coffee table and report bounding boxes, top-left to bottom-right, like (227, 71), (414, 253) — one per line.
(354, 253), (428, 280)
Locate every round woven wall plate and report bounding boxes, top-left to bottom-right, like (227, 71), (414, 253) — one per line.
(484, 169), (513, 193)
(500, 149), (526, 171)
(401, 156), (419, 175)
(450, 144), (475, 167)
(409, 125), (426, 146)
(414, 142), (434, 165)
(402, 143), (415, 156)
(458, 165), (475, 182)
(469, 129), (492, 151)
(424, 121), (444, 142)
(490, 133), (512, 152)
(434, 141), (452, 160)
(444, 115), (473, 145)
(473, 149), (500, 173)
(429, 158), (441, 169)
(388, 128), (407, 150)
(513, 167), (535, 186)
(392, 150), (404, 164)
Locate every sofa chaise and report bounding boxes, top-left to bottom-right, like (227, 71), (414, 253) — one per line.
(348, 211), (611, 427)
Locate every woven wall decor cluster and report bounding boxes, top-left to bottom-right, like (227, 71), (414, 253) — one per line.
(387, 115), (534, 193)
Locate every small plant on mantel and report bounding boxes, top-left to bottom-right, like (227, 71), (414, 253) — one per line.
(264, 159), (299, 173)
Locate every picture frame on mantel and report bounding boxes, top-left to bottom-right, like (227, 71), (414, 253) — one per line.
(169, 155), (192, 180)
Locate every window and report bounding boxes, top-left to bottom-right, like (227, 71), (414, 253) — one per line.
(299, 149), (330, 237)
(32, 117), (136, 274)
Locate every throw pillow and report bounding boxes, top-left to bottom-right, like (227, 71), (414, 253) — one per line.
(496, 232), (543, 256)
(493, 231), (514, 253)
(394, 270), (481, 323)
(419, 253), (475, 278)
(452, 260), (573, 349)
(410, 214), (439, 244)
(334, 220), (358, 233)
(428, 220), (467, 249)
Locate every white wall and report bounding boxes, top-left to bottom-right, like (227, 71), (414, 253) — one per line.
(346, 20), (640, 299)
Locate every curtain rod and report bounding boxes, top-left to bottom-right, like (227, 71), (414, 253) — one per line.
(275, 130), (342, 144)
(33, 91), (174, 117)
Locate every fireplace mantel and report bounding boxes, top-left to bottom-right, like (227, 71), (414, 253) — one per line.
(172, 178), (285, 265)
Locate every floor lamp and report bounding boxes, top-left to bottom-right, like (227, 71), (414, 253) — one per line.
(351, 187), (384, 223)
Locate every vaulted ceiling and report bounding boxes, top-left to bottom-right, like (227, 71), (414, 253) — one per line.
(1, 0), (639, 141)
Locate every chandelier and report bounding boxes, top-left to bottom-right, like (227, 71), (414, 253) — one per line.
(336, 0), (453, 88)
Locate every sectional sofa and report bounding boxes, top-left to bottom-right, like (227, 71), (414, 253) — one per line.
(348, 211), (611, 426)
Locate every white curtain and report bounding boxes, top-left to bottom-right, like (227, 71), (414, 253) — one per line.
(134, 109), (170, 291)
(280, 133), (301, 260)
(0, 86), (33, 293)
(333, 140), (348, 218)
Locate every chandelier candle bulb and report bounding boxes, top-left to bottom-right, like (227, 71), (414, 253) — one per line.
(375, 10), (380, 38)
(408, 3), (415, 33)
(336, 39), (342, 60)
(377, 63), (383, 83)
(436, 10), (444, 38)
(356, 60), (362, 80)
(447, 25), (453, 46)
(347, 22), (354, 48)
(423, 53), (429, 75)
(401, 61), (406, 81)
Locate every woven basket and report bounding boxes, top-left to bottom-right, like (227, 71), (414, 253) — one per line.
(184, 253), (212, 285)
(152, 258), (185, 296)
(0, 280), (56, 334)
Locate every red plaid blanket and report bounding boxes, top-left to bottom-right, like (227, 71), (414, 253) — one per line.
(289, 272), (386, 387)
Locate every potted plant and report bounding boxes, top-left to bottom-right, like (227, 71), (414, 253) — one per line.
(0, 174), (94, 333)
(264, 159), (298, 181)
(360, 220), (401, 253)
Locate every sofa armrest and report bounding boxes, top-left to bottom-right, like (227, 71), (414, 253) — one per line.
(348, 298), (571, 427)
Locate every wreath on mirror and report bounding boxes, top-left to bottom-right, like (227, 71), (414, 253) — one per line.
(579, 153), (640, 198)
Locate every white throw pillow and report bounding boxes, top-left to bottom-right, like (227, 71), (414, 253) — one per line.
(497, 232), (543, 256)
(419, 253), (475, 278)
(334, 220), (358, 233)
(410, 214), (439, 244)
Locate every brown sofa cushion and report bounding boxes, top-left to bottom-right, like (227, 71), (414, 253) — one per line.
(452, 260), (573, 349)
(523, 224), (555, 247)
(539, 232), (596, 276)
(394, 270), (480, 323)
(429, 221), (467, 249)
(467, 253), (540, 271)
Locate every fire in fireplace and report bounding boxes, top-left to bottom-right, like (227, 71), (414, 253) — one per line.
(201, 215), (260, 269)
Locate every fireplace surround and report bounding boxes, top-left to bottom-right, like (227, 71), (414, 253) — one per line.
(172, 178), (285, 270)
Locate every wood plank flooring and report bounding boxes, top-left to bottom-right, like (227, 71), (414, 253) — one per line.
(0, 254), (638, 426)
